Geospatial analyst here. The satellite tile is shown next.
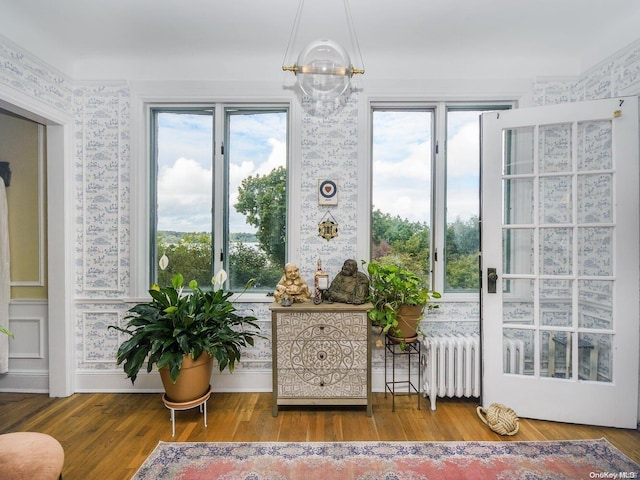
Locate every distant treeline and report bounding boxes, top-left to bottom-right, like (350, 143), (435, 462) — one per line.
(159, 231), (258, 244)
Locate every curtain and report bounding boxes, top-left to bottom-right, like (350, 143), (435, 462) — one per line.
(0, 177), (9, 373)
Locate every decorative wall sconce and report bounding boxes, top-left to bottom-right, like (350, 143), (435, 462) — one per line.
(282, 0), (365, 102)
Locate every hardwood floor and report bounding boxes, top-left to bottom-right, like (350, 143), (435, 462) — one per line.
(1, 391), (639, 479)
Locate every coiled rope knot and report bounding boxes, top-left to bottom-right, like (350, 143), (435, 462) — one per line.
(476, 403), (520, 436)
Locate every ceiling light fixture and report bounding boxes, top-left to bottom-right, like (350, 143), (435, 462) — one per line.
(282, 0), (365, 102)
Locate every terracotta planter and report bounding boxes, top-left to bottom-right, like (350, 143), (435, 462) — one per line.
(388, 304), (424, 342)
(159, 353), (213, 403)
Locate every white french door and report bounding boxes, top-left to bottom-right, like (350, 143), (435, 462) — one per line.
(481, 97), (639, 428)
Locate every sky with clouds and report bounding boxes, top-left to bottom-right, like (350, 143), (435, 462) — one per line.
(156, 108), (480, 234)
(372, 109), (481, 226)
(156, 111), (286, 233)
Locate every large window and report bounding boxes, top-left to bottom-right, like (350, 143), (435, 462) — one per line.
(371, 103), (511, 294)
(371, 109), (434, 285)
(151, 105), (288, 292)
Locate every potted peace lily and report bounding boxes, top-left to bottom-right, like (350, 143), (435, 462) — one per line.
(110, 255), (262, 403)
(365, 260), (440, 347)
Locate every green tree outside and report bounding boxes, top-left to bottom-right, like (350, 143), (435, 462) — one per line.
(444, 216), (480, 291)
(235, 166), (287, 268)
(371, 209), (479, 291)
(156, 232), (213, 287)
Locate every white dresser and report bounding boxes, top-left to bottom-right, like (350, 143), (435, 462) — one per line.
(270, 302), (372, 417)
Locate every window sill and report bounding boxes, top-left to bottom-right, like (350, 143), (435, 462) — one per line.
(231, 292), (275, 303)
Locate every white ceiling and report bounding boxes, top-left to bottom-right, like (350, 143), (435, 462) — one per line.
(0, 0), (639, 81)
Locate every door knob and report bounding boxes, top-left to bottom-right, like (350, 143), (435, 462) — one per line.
(487, 268), (498, 294)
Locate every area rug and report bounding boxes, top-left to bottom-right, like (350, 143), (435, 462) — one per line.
(132, 438), (639, 480)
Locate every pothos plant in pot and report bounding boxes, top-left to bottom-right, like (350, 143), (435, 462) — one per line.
(109, 255), (263, 403)
(365, 260), (440, 349)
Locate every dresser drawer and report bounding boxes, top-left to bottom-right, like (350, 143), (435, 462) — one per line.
(277, 338), (368, 371)
(277, 368), (367, 398)
(276, 311), (368, 340)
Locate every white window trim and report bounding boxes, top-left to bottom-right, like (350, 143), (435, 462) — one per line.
(128, 88), (298, 301)
(363, 95), (516, 299)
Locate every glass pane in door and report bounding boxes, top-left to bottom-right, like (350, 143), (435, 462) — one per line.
(577, 120), (612, 170)
(578, 333), (611, 382)
(503, 328), (533, 375)
(578, 227), (613, 276)
(539, 123), (572, 173)
(539, 176), (572, 224)
(539, 228), (573, 276)
(543, 330), (573, 379)
(577, 174), (612, 223)
(503, 178), (534, 224)
(578, 280), (612, 329)
(540, 279), (572, 327)
(502, 278), (534, 326)
(502, 127), (534, 175)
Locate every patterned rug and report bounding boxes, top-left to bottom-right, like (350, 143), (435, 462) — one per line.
(132, 439), (639, 480)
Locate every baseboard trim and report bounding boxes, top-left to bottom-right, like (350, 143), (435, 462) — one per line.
(0, 370), (49, 393)
(74, 369), (274, 393)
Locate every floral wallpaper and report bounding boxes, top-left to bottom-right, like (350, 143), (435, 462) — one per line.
(532, 40), (640, 105)
(73, 85), (130, 297)
(0, 36), (73, 113)
(297, 93), (361, 281)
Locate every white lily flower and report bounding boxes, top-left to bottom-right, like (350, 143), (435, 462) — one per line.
(159, 254), (169, 271)
(213, 269), (228, 291)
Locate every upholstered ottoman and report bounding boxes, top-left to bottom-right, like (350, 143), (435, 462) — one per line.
(0, 432), (64, 479)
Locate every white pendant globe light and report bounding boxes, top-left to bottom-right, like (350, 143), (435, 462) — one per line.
(296, 39), (353, 100)
(282, 0), (365, 102)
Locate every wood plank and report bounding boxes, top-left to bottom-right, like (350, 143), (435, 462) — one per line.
(0, 392), (638, 479)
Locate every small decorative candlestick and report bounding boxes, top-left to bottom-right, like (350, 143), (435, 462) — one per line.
(314, 258), (329, 304)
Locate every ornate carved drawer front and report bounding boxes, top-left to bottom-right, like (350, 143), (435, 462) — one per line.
(270, 303), (372, 416)
(277, 316), (367, 398)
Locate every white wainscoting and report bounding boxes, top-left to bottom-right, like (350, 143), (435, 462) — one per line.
(74, 369), (274, 393)
(0, 300), (49, 392)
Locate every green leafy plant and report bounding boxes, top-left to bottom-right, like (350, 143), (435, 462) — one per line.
(0, 325), (13, 337)
(109, 257), (263, 384)
(364, 260), (440, 338)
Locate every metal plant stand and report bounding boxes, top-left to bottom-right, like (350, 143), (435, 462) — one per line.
(384, 336), (421, 412)
(162, 385), (212, 437)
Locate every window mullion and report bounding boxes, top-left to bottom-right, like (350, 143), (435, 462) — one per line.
(213, 104), (225, 276)
(433, 102), (447, 294)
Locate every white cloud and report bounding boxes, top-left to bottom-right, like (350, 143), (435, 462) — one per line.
(446, 186), (478, 221)
(258, 138), (286, 174)
(158, 157), (212, 231)
(447, 121), (480, 177)
(373, 140), (431, 181)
